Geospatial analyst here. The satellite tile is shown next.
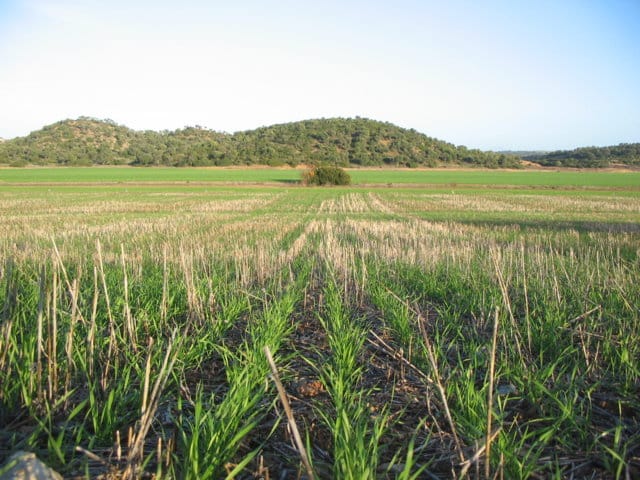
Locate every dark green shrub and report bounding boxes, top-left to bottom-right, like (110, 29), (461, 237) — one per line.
(302, 165), (351, 186)
(9, 159), (28, 167)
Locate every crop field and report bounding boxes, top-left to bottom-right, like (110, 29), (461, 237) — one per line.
(1, 166), (640, 189)
(0, 172), (639, 479)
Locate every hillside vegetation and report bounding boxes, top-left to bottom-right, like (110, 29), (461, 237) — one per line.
(523, 143), (640, 167)
(0, 117), (519, 168)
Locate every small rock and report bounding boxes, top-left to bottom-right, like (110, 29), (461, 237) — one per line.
(496, 383), (518, 396)
(0, 451), (62, 480)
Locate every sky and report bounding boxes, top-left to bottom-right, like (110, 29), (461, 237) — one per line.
(0, 0), (639, 150)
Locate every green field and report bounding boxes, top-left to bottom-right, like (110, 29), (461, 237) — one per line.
(0, 172), (639, 479)
(1, 166), (640, 189)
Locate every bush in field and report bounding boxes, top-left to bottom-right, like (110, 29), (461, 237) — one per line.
(302, 165), (351, 186)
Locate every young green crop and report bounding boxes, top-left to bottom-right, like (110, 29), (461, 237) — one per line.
(315, 281), (389, 479)
(0, 180), (638, 478)
(2, 165), (640, 188)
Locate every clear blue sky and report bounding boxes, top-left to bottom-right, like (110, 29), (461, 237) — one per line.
(1, 0), (638, 150)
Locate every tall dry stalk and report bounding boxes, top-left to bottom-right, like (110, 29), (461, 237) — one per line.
(264, 346), (315, 480)
(123, 331), (179, 480)
(141, 337), (153, 417)
(64, 278), (80, 404)
(161, 244), (168, 323)
(180, 248), (202, 322)
(36, 266), (46, 403)
(96, 240), (116, 391)
(491, 248), (524, 364)
(88, 266), (99, 380)
(485, 307), (500, 479)
(0, 259), (16, 374)
(48, 262), (58, 401)
(417, 310), (466, 465)
(519, 241), (532, 353)
(121, 244), (137, 351)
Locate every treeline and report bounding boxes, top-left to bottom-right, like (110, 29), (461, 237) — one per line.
(523, 143), (640, 168)
(0, 117), (520, 168)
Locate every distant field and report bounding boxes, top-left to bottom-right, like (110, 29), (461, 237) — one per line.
(0, 166), (300, 184)
(1, 166), (639, 189)
(351, 168), (640, 188)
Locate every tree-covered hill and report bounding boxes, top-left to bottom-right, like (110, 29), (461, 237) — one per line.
(0, 118), (228, 167)
(0, 117), (139, 166)
(522, 144), (640, 168)
(1, 116), (519, 167)
(226, 118), (519, 168)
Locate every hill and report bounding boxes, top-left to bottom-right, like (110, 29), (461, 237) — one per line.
(0, 117), (228, 167)
(0, 117), (520, 168)
(226, 118), (519, 168)
(522, 144), (640, 168)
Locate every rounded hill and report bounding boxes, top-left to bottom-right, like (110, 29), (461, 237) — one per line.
(228, 118), (519, 168)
